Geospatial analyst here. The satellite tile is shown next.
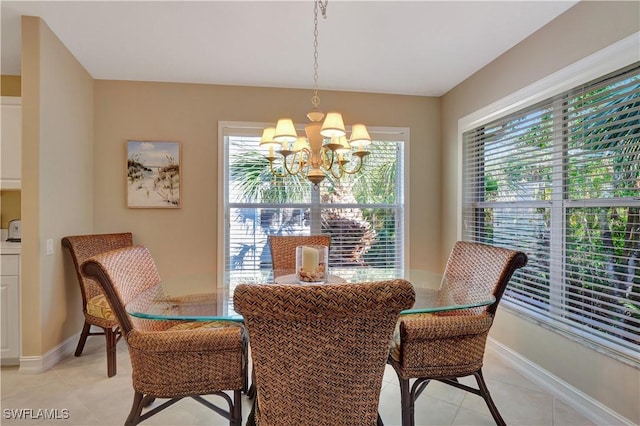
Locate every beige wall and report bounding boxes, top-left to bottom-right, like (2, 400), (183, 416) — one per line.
(1, 75), (21, 97)
(93, 81), (441, 279)
(0, 191), (21, 228)
(21, 16), (94, 356)
(441, 1), (640, 423)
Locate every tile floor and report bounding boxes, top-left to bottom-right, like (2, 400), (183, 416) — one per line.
(1, 337), (596, 426)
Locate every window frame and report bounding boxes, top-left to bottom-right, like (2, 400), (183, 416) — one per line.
(458, 33), (640, 365)
(217, 121), (410, 288)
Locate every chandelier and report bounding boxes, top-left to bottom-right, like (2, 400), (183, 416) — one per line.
(259, 0), (372, 187)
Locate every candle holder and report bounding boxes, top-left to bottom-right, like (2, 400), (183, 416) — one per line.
(296, 245), (329, 283)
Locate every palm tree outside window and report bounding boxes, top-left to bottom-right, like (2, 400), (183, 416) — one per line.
(462, 63), (640, 362)
(220, 123), (408, 289)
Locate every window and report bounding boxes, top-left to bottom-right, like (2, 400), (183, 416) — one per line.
(462, 62), (640, 363)
(220, 123), (408, 288)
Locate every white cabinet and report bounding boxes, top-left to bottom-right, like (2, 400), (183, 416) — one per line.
(1, 254), (20, 364)
(1, 97), (21, 189)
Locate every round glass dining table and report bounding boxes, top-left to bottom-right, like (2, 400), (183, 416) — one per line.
(125, 268), (495, 322)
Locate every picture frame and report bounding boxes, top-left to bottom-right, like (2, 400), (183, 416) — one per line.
(127, 140), (181, 208)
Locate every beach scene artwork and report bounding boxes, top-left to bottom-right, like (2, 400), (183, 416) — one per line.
(127, 140), (181, 208)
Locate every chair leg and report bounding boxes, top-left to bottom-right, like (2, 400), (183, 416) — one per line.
(246, 369), (256, 399)
(105, 327), (118, 377)
(125, 391), (145, 426)
(474, 369), (506, 426)
(245, 398), (257, 426)
(397, 375), (414, 426)
(242, 339), (250, 394)
(142, 396), (155, 407)
(75, 321), (91, 357)
(231, 390), (242, 426)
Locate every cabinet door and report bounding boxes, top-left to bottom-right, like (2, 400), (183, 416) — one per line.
(0, 274), (20, 362)
(1, 97), (21, 189)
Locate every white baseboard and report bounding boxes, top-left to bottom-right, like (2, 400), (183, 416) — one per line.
(488, 338), (634, 426)
(18, 334), (77, 373)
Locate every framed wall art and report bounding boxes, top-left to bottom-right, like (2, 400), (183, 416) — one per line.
(127, 140), (181, 208)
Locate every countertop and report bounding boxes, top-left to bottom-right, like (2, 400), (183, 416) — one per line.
(0, 229), (21, 255)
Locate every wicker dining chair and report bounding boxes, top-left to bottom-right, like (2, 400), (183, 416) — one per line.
(268, 234), (331, 278)
(62, 232), (134, 377)
(82, 245), (246, 426)
(388, 241), (528, 426)
(234, 279), (415, 426)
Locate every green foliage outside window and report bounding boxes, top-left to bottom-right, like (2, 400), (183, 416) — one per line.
(228, 138), (402, 269)
(467, 68), (640, 354)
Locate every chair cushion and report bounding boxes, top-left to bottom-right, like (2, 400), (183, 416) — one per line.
(86, 294), (115, 321)
(167, 321), (243, 331)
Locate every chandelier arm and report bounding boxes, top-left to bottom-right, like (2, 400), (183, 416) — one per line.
(299, 149), (313, 174)
(268, 160), (291, 178)
(282, 151), (306, 176)
(319, 148), (335, 171)
(338, 153), (368, 175)
(329, 163), (344, 179)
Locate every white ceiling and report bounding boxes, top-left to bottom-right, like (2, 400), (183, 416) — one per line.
(1, 1), (578, 96)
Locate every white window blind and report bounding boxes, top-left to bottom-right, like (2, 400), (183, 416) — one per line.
(222, 125), (406, 287)
(463, 63), (640, 362)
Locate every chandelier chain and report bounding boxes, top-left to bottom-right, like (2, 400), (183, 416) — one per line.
(261, 0), (371, 188)
(311, 0), (328, 109)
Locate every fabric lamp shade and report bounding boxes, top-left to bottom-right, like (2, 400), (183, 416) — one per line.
(320, 112), (346, 138)
(274, 119), (298, 142)
(260, 127), (280, 149)
(293, 137), (309, 152)
(349, 124), (372, 147)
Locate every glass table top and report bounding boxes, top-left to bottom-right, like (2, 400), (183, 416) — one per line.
(125, 268), (496, 322)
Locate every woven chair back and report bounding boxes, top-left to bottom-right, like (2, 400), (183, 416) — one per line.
(443, 241), (528, 315)
(82, 245), (161, 335)
(268, 234), (330, 277)
(62, 233), (133, 321)
(234, 279), (415, 426)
